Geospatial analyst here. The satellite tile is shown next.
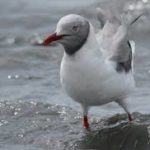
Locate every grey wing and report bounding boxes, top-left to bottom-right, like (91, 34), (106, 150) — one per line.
(104, 23), (134, 73)
(108, 24), (133, 72)
(96, 8), (109, 28)
(96, 8), (142, 73)
(114, 40), (133, 73)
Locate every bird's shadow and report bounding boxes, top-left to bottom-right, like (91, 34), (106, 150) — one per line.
(76, 113), (150, 150)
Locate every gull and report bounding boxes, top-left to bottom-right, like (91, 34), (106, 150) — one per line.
(42, 10), (142, 129)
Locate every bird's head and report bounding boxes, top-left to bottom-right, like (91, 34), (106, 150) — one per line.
(43, 14), (90, 55)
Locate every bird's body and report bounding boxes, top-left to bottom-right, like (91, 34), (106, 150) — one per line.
(42, 12), (141, 128)
(60, 24), (134, 107)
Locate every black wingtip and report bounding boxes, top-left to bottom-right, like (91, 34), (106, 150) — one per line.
(130, 14), (143, 25)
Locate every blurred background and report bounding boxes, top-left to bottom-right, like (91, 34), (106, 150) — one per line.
(0, 0), (150, 149)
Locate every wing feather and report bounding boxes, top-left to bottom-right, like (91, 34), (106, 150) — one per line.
(96, 8), (142, 72)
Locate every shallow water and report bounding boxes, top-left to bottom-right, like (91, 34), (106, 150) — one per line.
(0, 101), (150, 150)
(0, 0), (150, 149)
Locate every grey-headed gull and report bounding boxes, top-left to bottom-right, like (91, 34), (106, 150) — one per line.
(42, 11), (142, 129)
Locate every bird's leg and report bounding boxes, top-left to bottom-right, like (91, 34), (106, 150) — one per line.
(83, 115), (89, 129)
(116, 100), (133, 122)
(82, 106), (89, 129)
(128, 113), (133, 122)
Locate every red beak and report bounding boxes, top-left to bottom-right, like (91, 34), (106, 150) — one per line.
(42, 32), (63, 46)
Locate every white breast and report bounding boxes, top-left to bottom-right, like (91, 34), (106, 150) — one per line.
(60, 53), (134, 107)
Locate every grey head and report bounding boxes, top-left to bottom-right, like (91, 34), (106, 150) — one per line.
(44, 14), (90, 55)
(57, 14), (90, 55)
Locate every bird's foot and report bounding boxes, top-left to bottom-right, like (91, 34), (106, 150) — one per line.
(128, 113), (133, 122)
(83, 115), (90, 129)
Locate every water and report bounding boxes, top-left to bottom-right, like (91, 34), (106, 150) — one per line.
(0, 0), (150, 149)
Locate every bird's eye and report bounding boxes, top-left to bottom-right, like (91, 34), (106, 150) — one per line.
(72, 25), (79, 32)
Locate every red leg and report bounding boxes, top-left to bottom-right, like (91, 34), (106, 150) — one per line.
(83, 115), (89, 129)
(128, 113), (133, 122)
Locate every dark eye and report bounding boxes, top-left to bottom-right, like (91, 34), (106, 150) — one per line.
(72, 25), (79, 32)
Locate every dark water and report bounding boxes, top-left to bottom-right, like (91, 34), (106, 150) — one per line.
(0, 0), (150, 149)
